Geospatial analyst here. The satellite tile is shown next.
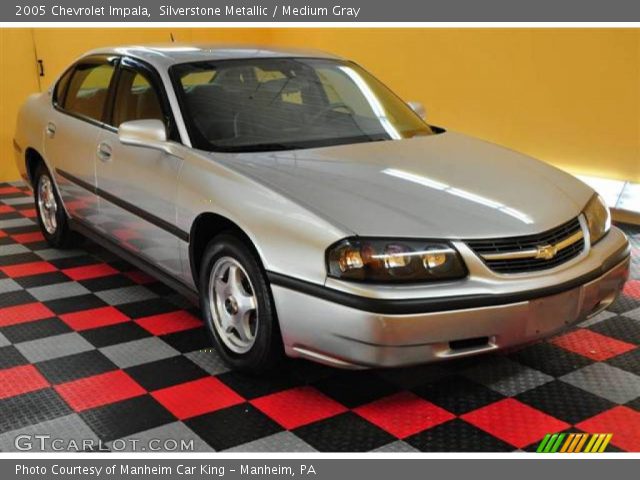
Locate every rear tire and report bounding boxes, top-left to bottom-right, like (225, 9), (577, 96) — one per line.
(199, 233), (283, 374)
(33, 163), (78, 248)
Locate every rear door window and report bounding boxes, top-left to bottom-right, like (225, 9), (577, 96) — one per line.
(64, 62), (116, 122)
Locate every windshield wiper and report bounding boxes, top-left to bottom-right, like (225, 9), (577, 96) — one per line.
(213, 135), (391, 153)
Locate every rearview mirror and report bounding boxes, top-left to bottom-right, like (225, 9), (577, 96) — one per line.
(118, 119), (171, 153)
(407, 101), (426, 120)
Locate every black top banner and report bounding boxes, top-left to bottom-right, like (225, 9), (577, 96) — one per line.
(6, 0), (640, 22)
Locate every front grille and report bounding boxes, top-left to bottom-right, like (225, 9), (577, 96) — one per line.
(466, 217), (585, 274)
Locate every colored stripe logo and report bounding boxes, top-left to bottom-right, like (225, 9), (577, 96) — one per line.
(537, 433), (613, 453)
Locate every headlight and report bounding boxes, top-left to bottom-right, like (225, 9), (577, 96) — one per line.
(583, 194), (611, 245)
(327, 238), (467, 283)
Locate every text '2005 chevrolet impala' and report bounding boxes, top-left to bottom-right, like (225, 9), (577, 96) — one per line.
(13, 44), (630, 373)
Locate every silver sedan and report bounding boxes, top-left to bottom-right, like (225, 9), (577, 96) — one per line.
(14, 44), (630, 372)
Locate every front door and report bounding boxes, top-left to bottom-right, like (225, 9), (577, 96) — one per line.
(94, 58), (183, 277)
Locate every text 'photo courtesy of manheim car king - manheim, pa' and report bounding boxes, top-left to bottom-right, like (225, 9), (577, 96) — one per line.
(13, 44), (630, 374)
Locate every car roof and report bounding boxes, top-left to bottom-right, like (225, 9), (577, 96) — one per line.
(84, 43), (342, 69)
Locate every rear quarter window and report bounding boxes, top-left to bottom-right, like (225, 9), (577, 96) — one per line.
(53, 68), (73, 107)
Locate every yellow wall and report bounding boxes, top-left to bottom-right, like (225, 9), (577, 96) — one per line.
(265, 29), (640, 183)
(0, 30), (40, 181)
(1, 28), (638, 183)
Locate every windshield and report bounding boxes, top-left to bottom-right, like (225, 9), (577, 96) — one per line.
(171, 58), (434, 152)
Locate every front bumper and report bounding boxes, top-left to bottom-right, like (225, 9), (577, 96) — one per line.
(271, 228), (630, 369)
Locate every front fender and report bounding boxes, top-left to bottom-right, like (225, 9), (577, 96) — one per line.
(176, 150), (351, 286)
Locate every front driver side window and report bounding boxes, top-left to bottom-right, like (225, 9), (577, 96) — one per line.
(112, 68), (164, 128)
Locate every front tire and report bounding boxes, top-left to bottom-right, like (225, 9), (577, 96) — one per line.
(33, 163), (77, 248)
(199, 234), (282, 374)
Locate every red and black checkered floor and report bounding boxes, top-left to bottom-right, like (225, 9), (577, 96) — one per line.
(1, 181), (639, 452)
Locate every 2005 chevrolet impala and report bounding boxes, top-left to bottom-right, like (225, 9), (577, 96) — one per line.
(14, 44), (630, 372)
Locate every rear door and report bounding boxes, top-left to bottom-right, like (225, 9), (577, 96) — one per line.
(45, 56), (118, 224)
(95, 57), (184, 277)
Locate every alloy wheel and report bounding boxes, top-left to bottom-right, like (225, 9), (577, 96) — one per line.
(208, 256), (259, 354)
(37, 174), (58, 235)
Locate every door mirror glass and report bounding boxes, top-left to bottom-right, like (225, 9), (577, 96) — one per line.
(407, 101), (426, 120)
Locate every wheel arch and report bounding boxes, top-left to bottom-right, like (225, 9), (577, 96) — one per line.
(24, 147), (71, 220)
(189, 212), (266, 288)
(24, 147), (46, 187)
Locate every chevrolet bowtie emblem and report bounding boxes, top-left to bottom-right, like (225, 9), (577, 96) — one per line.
(535, 244), (558, 260)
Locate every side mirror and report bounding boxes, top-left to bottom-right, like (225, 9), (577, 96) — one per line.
(407, 101), (427, 120)
(118, 119), (171, 153)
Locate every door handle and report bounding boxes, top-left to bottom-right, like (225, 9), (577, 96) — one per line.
(96, 142), (112, 162)
(45, 122), (56, 138)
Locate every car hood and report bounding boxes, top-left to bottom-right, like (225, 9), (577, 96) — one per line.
(217, 132), (594, 239)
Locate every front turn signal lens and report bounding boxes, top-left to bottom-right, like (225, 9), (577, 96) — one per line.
(583, 194), (611, 245)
